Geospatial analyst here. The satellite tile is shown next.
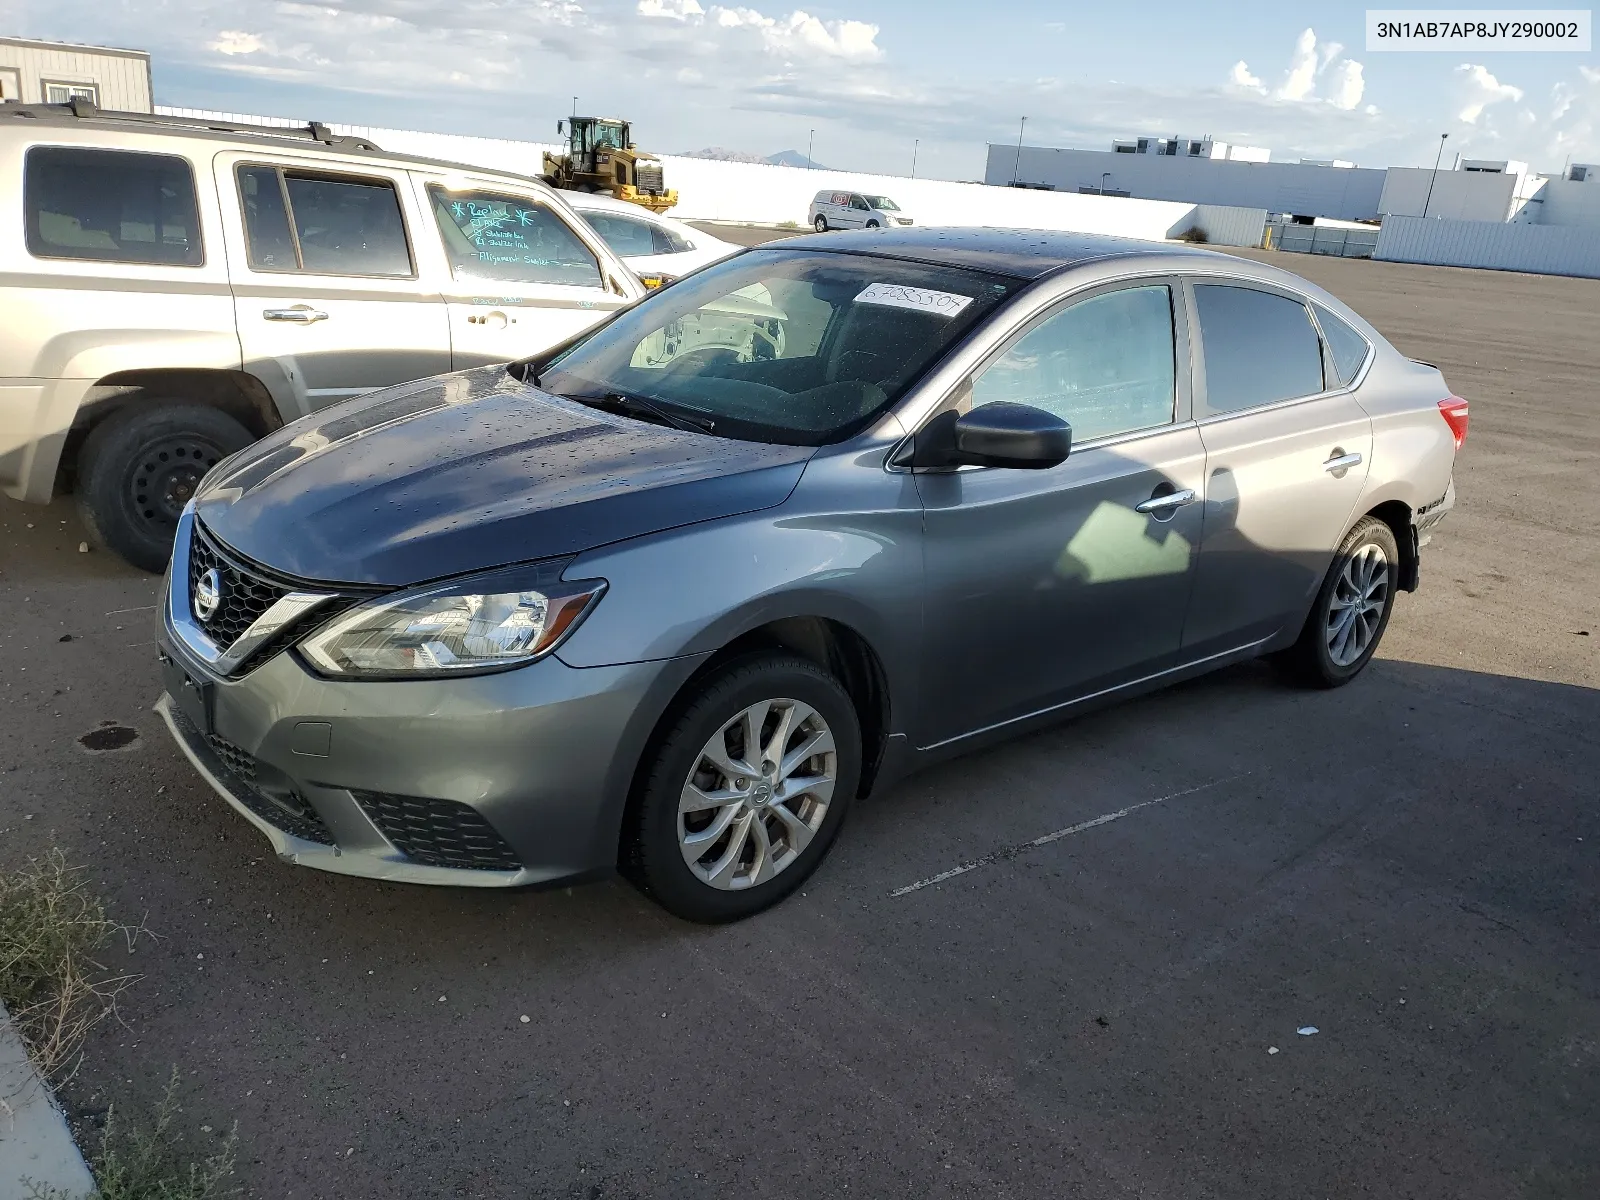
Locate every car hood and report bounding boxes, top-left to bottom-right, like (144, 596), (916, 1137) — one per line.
(193, 366), (813, 587)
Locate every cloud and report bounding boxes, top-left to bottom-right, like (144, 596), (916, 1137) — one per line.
(210, 30), (264, 56)
(638, 0), (704, 18)
(1230, 28), (1366, 110)
(1455, 64), (1523, 123)
(1229, 61), (1263, 92)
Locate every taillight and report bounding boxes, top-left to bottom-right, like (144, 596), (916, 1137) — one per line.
(1438, 396), (1469, 450)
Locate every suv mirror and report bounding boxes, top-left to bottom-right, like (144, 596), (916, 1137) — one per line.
(908, 402), (1072, 470)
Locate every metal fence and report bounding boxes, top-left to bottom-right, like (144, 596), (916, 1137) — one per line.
(1374, 216), (1600, 279)
(1266, 222), (1379, 258)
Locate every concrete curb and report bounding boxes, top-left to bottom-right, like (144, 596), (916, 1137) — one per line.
(1, 1002), (96, 1198)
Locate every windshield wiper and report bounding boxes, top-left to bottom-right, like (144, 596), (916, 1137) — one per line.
(567, 391), (716, 435)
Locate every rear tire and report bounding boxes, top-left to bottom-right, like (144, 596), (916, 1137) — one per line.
(626, 653), (860, 923)
(813, 215), (828, 232)
(76, 403), (253, 573)
(1276, 516), (1400, 688)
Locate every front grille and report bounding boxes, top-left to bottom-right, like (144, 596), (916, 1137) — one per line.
(634, 164), (664, 194)
(352, 791), (522, 871)
(188, 524), (291, 648)
(206, 733), (335, 845)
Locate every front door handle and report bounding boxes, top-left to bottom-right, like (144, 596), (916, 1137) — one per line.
(1323, 451), (1363, 474)
(263, 305), (329, 324)
(1134, 488), (1197, 515)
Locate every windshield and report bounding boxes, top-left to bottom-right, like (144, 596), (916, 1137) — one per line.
(529, 249), (1019, 446)
(862, 195), (900, 211)
(590, 122), (626, 151)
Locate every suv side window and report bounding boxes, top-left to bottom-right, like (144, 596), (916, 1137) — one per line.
(968, 284), (1177, 443)
(1192, 283), (1325, 415)
(584, 212), (659, 258)
(428, 186), (602, 287)
(25, 146), (202, 266)
(1313, 303), (1372, 386)
(236, 165), (413, 277)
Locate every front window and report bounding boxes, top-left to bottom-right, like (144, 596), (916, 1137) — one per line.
(583, 211), (679, 258)
(861, 195), (900, 211)
(530, 250), (1019, 446)
(590, 123), (627, 151)
(429, 186), (601, 287)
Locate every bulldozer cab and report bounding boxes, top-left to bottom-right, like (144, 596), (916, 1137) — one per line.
(558, 117), (630, 170)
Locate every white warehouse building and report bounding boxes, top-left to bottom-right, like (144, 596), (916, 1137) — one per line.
(0, 37), (152, 110)
(986, 140), (1388, 221)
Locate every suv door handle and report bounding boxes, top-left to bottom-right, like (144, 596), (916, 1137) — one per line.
(263, 306), (329, 324)
(1323, 451), (1363, 473)
(1134, 488), (1197, 515)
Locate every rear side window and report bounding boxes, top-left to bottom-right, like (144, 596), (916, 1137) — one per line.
(1193, 284), (1325, 414)
(1313, 304), (1372, 386)
(429, 186), (601, 287)
(25, 146), (202, 266)
(583, 212), (658, 258)
(236, 165), (413, 276)
(971, 284), (1176, 443)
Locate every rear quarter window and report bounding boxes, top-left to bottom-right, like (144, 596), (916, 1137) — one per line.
(25, 146), (203, 266)
(1193, 283), (1325, 415)
(1313, 303), (1373, 386)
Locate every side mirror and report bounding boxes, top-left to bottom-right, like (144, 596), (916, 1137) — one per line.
(911, 402), (1071, 470)
(556, 119), (565, 134)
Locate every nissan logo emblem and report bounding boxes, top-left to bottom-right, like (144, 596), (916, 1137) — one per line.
(193, 568), (222, 622)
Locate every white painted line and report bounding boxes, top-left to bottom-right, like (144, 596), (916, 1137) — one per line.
(888, 773), (1252, 898)
(1, 1002), (96, 1197)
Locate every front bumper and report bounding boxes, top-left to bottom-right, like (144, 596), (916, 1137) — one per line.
(156, 619), (704, 889)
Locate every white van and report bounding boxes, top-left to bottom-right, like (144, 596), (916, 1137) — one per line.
(0, 102), (646, 569)
(807, 190), (914, 233)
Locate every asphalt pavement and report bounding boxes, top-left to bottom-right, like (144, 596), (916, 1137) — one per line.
(2, 245), (1596, 1199)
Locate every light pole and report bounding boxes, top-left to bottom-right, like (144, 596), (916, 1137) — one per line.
(911, 138), (919, 179)
(1100, 171), (1111, 195)
(807, 129), (815, 169)
(1421, 132), (1449, 218)
(1011, 116), (1028, 184)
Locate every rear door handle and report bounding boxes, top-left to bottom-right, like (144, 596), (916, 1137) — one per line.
(1134, 488), (1197, 515)
(263, 305), (329, 324)
(1323, 451), (1363, 473)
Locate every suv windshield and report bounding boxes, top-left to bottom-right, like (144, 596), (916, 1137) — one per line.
(528, 250), (1018, 446)
(862, 195), (900, 211)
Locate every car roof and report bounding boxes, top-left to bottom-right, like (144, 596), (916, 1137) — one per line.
(784, 227), (1222, 280)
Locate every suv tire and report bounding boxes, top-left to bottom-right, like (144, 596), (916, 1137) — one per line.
(627, 653), (860, 923)
(76, 403), (253, 573)
(814, 215), (828, 232)
(1276, 516), (1400, 689)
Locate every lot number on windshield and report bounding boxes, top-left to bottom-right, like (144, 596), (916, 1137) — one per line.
(855, 283), (974, 317)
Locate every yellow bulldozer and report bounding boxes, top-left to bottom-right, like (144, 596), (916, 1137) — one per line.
(542, 116), (678, 214)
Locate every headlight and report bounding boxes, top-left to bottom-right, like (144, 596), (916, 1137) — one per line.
(299, 560), (605, 679)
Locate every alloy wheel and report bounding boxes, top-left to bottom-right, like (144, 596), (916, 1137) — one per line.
(1326, 542), (1389, 667)
(678, 698), (837, 890)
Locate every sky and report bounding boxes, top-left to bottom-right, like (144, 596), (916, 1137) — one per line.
(4, 0), (1596, 179)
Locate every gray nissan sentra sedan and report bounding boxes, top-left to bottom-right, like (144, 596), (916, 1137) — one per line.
(156, 228), (1466, 922)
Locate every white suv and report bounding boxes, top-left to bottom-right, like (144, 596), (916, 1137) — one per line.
(0, 102), (646, 570)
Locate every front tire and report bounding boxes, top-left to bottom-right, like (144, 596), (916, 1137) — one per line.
(813, 215), (828, 232)
(1277, 516), (1400, 688)
(627, 654), (861, 923)
(866, 219), (880, 229)
(75, 403), (253, 573)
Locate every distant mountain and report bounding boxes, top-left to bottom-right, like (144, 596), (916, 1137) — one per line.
(765, 149), (828, 169)
(677, 147), (830, 169)
(678, 147), (769, 164)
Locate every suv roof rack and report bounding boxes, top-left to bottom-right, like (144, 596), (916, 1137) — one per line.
(0, 100), (384, 152)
